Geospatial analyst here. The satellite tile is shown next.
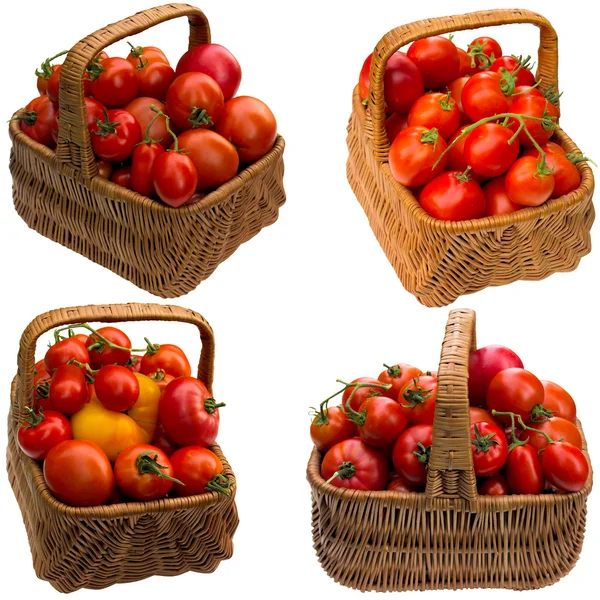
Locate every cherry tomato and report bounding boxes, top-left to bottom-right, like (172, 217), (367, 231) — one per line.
(96, 160), (113, 179)
(484, 176), (521, 216)
(464, 123), (520, 178)
(141, 343), (191, 378)
(489, 55), (535, 87)
(89, 57), (139, 108)
(37, 60), (61, 95)
(505, 156), (555, 207)
(171, 446), (230, 497)
(522, 149), (581, 198)
(48, 364), (88, 415)
(387, 474), (415, 492)
(126, 44), (169, 69)
(17, 408), (72, 460)
(131, 142), (165, 197)
(462, 72), (511, 122)
(44, 337), (90, 375)
(509, 96), (559, 147)
(468, 37), (502, 69)
(95, 365), (140, 412)
(112, 166), (132, 189)
(175, 43), (242, 101)
(44, 440), (114, 506)
(540, 380), (576, 423)
(353, 396), (407, 448)
(487, 368), (544, 425)
(406, 36), (460, 89)
(310, 405), (357, 453)
(341, 377), (389, 412)
(407, 92), (460, 140)
(153, 151), (198, 207)
(519, 417), (582, 451)
(136, 61), (176, 101)
(478, 472), (509, 495)
(377, 363), (423, 401)
(470, 406), (501, 428)
(321, 438), (388, 491)
(456, 48), (478, 76)
(389, 126), (447, 187)
(91, 109), (142, 162)
(385, 113), (409, 142)
(13, 96), (57, 149)
(541, 442), (588, 492)
(114, 444), (178, 501)
(447, 76), (471, 124)
(125, 97), (171, 148)
(392, 424), (433, 487)
(151, 422), (179, 457)
(86, 326), (132, 368)
(471, 421), (508, 476)
(398, 373), (438, 425)
(505, 443), (544, 494)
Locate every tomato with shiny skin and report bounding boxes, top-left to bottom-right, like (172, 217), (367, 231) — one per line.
(342, 377), (389, 412)
(131, 142), (165, 197)
(505, 156), (555, 207)
(14, 96), (57, 148)
(89, 57), (139, 108)
(505, 443), (544, 494)
(124, 97), (171, 148)
(91, 109), (142, 162)
(519, 417), (582, 451)
(385, 113), (408, 142)
(111, 166), (132, 188)
(37, 61), (60, 95)
(151, 422), (179, 457)
(487, 368), (544, 425)
(541, 442), (588, 492)
(407, 92), (460, 140)
(522, 150), (581, 198)
(378, 363), (423, 401)
(87, 326), (132, 368)
(392, 424), (433, 487)
(136, 61), (176, 101)
(353, 396), (407, 447)
(398, 373), (438, 425)
(49, 364), (88, 414)
(17, 408), (72, 460)
(127, 355), (143, 373)
(462, 72), (511, 122)
(522, 141), (565, 157)
(478, 472), (509, 495)
(44, 338), (90, 375)
(468, 36), (502, 69)
(310, 405), (357, 453)
(456, 48), (478, 76)
(95, 365), (140, 412)
(509, 95), (559, 146)
(509, 85), (544, 105)
(389, 126), (447, 187)
(489, 55), (535, 87)
(153, 151), (199, 207)
(446, 126), (486, 181)
(141, 343), (191, 378)
(407, 36), (460, 89)
(540, 380), (576, 423)
(171, 446), (229, 496)
(128, 373), (162, 442)
(387, 474), (415, 492)
(470, 406), (501, 428)
(471, 421), (508, 476)
(126, 45), (169, 69)
(148, 369), (175, 392)
(464, 123), (520, 178)
(484, 176), (521, 216)
(447, 76), (471, 124)
(45, 64), (63, 106)
(321, 438), (388, 491)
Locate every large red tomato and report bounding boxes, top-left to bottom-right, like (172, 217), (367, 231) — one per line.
(377, 364), (423, 401)
(505, 156), (555, 207)
(509, 95), (559, 147)
(124, 97), (171, 148)
(407, 92), (460, 140)
(462, 72), (511, 122)
(310, 405), (357, 453)
(487, 368), (544, 425)
(49, 364), (88, 415)
(89, 57), (139, 108)
(355, 396), (407, 448)
(398, 374), (438, 425)
(17, 408), (72, 460)
(141, 343), (191, 378)
(464, 123), (520, 178)
(470, 421), (508, 476)
(522, 149), (581, 198)
(86, 326), (132, 368)
(170, 446), (230, 497)
(406, 36), (460, 89)
(44, 338), (90, 375)
(484, 176), (521, 216)
(489, 55), (535, 87)
(13, 96), (57, 149)
(519, 417), (583, 451)
(90, 109), (142, 162)
(136, 61), (176, 101)
(468, 37), (502, 69)
(153, 151), (198, 207)
(95, 365), (140, 412)
(392, 424), (433, 487)
(539, 380), (577, 423)
(541, 442), (588, 492)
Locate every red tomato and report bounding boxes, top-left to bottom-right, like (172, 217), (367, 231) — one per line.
(95, 365), (140, 412)
(407, 92), (460, 140)
(387, 475), (415, 492)
(44, 338), (90, 375)
(470, 406), (501, 428)
(341, 377), (389, 412)
(505, 156), (555, 207)
(389, 126), (447, 187)
(171, 446), (230, 497)
(541, 442), (588, 492)
(520, 417), (583, 451)
(489, 55), (535, 87)
(131, 142), (165, 197)
(127, 355), (143, 373)
(87, 326), (132, 368)
(505, 443), (544, 494)
(392, 424), (433, 487)
(112, 166), (132, 189)
(468, 345), (524, 407)
(136, 61), (176, 101)
(48, 364), (87, 415)
(487, 368), (544, 425)
(522, 150), (581, 199)
(462, 72), (511, 122)
(354, 396), (407, 448)
(159, 377), (221, 447)
(36, 56), (62, 95)
(90, 109), (142, 162)
(398, 374), (438, 425)
(447, 76), (471, 124)
(377, 363), (423, 401)
(13, 96), (57, 148)
(478, 472), (509, 495)
(471, 421), (508, 476)
(522, 141), (566, 158)
(310, 405), (357, 453)
(468, 36), (502, 69)
(446, 126), (481, 178)
(385, 113), (409, 142)
(45, 64), (63, 106)
(175, 43), (242, 101)
(456, 48), (478, 76)
(153, 151), (198, 207)
(540, 380), (577, 423)
(484, 176), (521, 216)
(89, 57), (139, 108)
(126, 44), (169, 69)
(509, 96), (559, 147)
(141, 343), (191, 378)
(148, 369), (175, 392)
(151, 422), (179, 457)
(464, 123), (520, 178)
(17, 408), (72, 460)
(509, 85), (544, 105)
(124, 97), (171, 148)
(34, 360), (49, 384)
(321, 438), (388, 491)
(96, 160), (113, 179)
(166, 72), (224, 131)
(406, 36), (460, 89)
(114, 444), (178, 501)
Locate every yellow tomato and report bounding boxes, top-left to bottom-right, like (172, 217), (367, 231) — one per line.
(127, 373), (161, 443)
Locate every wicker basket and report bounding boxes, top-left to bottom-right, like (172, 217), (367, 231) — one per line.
(307, 308), (593, 592)
(347, 9), (595, 308)
(9, 4), (285, 299)
(6, 303), (238, 593)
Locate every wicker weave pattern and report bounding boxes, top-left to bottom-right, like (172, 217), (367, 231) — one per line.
(9, 4), (286, 298)
(347, 9), (594, 307)
(6, 304), (239, 592)
(307, 309), (593, 592)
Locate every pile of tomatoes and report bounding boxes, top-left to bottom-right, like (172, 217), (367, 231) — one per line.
(311, 347), (589, 495)
(14, 39), (277, 207)
(18, 324), (232, 507)
(359, 34), (587, 221)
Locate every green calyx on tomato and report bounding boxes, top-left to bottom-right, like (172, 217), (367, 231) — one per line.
(36, 380), (50, 399)
(35, 50), (68, 79)
(453, 166), (472, 184)
(383, 363), (402, 378)
(529, 403), (556, 423)
(144, 337), (161, 355)
(310, 398), (331, 427)
(205, 473), (234, 497)
(324, 460), (356, 485)
(150, 368), (167, 382)
(93, 109), (121, 137)
(188, 106), (214, 128)
(471, 422), (500, 453)
(401, 379), (433, 409)
(413, 442), (431, 467)
(126, 356), (140, 369)
(22, 406), (46, 428)
(534, 154), (555, 178)
(420, 127), (440, 148)
(10, 110), (38, 126)
(86, 55), (106, 81)
(136, 450), (184, 484)
(543, 85), (562, 107)
(467, 41), (495, 70)
(204, 398), (226, 414)
(439, 90), (455, 112)
(567, 152), (596, 166)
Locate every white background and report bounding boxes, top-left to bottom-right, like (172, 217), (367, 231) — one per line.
(0, 0), (598, 597)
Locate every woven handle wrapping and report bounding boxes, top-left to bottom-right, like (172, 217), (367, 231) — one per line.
(425, 308), (478, 506)
(14, 303), (215, 418)
(56, 3), (211, 181)
(368, 8), (559, 162)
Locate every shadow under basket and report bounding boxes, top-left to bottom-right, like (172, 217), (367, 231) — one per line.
(347, 8), (595, 308)
(307, 308), (593, 592)
(6, 303), (239, 592)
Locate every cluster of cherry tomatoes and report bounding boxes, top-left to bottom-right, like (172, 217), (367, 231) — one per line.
(311, 347), (589, 494)
(14, 40), (277, 207)
(18, 324), (232, 507)
(359, 34), (587, 221)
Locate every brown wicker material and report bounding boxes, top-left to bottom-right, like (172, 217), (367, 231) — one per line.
(9, 4), (285, 298)
(6, 303), (238, 593)
(307, 308), (593, 592)
(347, 9), (594, 307)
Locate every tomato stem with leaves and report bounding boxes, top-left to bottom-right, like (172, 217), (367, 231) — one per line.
(324, 460), (356, 485)
(310, 397), (332, 426)
(137, 108), (164, 145)
(491, 409), (558, 450)
(335, 379), (392, 411)
(22, 406), (46, 428)
(400, 377), (433, 409)
(471, 422), (500, 453)
(413, 442), (431, 467)
(136, 450), (184, 484)
(150, 105), (184, 152)
(53, 323), (146, 353)
(35, 50), (68, 79)
(205, 473), (234, 497)
(529, 403), (556, 424)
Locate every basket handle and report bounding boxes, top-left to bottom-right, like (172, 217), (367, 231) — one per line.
(425, 308), (478, 506)
(367, 8), (559, 162)
(14, 303), (215, 416)
(56, 3), (211, 182)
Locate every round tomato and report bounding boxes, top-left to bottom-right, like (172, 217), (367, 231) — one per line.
(44, 439), (114, 506)
(456, 48), (478, 76)
(136, 61), (176, 101)
(126, 44), (169, 68)
(407, 92), (460, 140)
(151, 422), (179, 458)
(141, 343), (191, 378)
(522, 141), (566, 158)
(17, 408), (72, 460)
(541, 442), (588, 492)
(487, 368), (544, 425)
(446, 126), (483, 179)
(468, 36), (502, 69)
(387, 474), (415, 492)
(378, 363), (423, 400)
(471, 421), (508, 476)
(353, 396), (407, 448)
(470, 406), (501, 428)
(112, 166), (132, 188)
(509, 85), (544, 105)
(523, 150), (580, 199)
(509, 96), (559, 147)
(392, 424), (433, 487)
(478, 472), (508, 496)
(128, 373), (162, 442)
(505, 156), (555, 207)
(49, 364), (88, 415)
(489, 55), (535, 87)
(89, 57), (139, 108)
(406, 36), (460, 89)
(124, 97), (171, 148)
(86, 326), (132, 368)
(398, 373), (438, 425)
(148, 369), (175, 392)
(519, 417), (582, 451)
(505, 443), (544, 494)
(321, 438), (388, 491)
(95, 365), (140, 412)
(13, 96), (57, 149)
(462, 72), (511, 122)
(153, 150), (199, 207)
(539, 380), (576, 423)
(171, 446), (231, 497)
(44, 337), (90, 376)
(484, 176), (521, 216)
(464, 123), (520, 178)
(447, 76), (471, 124)
(90, 109), (142, 162)
(310, 405), (357, 453)
(341, 377), (389, 412)
(389, 126), (447, 187)
(385, 113), (409, 142)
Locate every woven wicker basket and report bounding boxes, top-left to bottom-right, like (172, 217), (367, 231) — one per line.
(6, 303), (238, 593)
(307, 308), (593, 592)
(9, 4), (285, 299)
(347, 9), (595, 308)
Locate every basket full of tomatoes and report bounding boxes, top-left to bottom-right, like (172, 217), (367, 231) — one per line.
(307, 308), (592, 592)
(9, 4), (285, 298)
(347, 8), (594, 307)
(6, 303), (238, 593)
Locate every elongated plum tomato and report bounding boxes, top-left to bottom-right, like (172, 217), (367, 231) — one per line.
(389, 126), (447, 187)
(321, 438), (388, 491)
(378, 363), (423, 400)
(153, 151), (198, 207)
(509, 95), (559, 147)
(341, 377), (389, 412)
(406, 36), (460, 89)
(539, 380), (577, 423)
(131, 142), (165, 197)
(310, 405), (357, 453)
(464, 123), (520, 178)
(407, 92), (460, 140)
(354, 396), (407, 448)
(86, 326), (132, 368)
(541, 442), (589, 492)
(490, 55), (535, 87)
(522, 149), (581, 198)
(17, 408), (72, 460)
(478, 472), (508, 495)
(484, 177), (521, 216)
(141, 343), (191, 378)
(505, 444), (544, 494)
(462, 71), (511, 122)
(505, 156), (555, 207)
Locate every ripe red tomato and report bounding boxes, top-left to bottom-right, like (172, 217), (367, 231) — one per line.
(398, 373), (438, 425)
(468, 37), (502, 69)
(90, 109), (142, 162)
(509, 85), (544, 105)
(478, 472), (508, 495)
(86, 326), (132, 368)
(471, 421), (508, 476)
(406, 36), (460, 89)
(392, 424), (433, 487)
(464, 123), (520, 178)
(127, 355), (143, 373)
(125, 97), (171, 148)
(523, 141), (566, 158)
(540, 380), (576, 423)
(470, 406), (501, 428)
(96, 160), (113, 179)
(462, 72), (511, 122)
(44, 338), (90, 375)
(377, 363), (422, 400)
(310, 405), (357, 453)
(456, 48), (478, 76)
(520, 417), (583, 451)
(321, 438), (388, 491)
(14, 96), (57, 149)
(153, 151), (199, 207)
(49, 364), (88, 414)
(95, 365), (140, 412)
(126, 44), (169, 69)
(487, 368), (544, 425)
(407, 92), (460, 140)
(389, 126), (447, 187)
(149, 369), (175, 392)
(447, 76), (471, 124)
(166, 72), (224, 131)
(141, 343), (191, 378)
(17, 408), (72, 460)
(214, 96), (277, 164)
(446, 126), (487, 180)
(37, 60), (61, 95)
(112, 166), (132, 189)
(355, 396), (407, 448)
(44, 440), (114, 506)
(484, 176), (521, 216)
(387, 475), (415, 492)
(489, 55), (535, 87)
(114, 444), (178, 501)
(45, 64), (63, 106)
(171, 446), (229, 497)
(151, 422), (179, 457)
(136, 61), (176, 101)
(509, 96), (559, 147)
(341, 377), (388, 412)
(131, 142), (165, 197)
(505, 156), (555, 207)
(541, 442), (588, 492)
(159, 377), (221, 447)
(522, 150), (581, 199)
(175, 43), (242, 101)
(89, 57), (139, 108)
(385, 113), (409, 142)
(505, 443), (544, 494)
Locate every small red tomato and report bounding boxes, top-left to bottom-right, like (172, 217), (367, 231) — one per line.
(127, 355), (144, 373)
(470, 421), (508, 476)
(462, 71), (511, 122)
(468, 36), (502, 69)
(509, 95), (559, 147)
(95, 365), (140, 412)
(398, 373), (438, 425)
(487, 368), (544, 425)
(13, 96), (57, 149)
(96, 160), (113, 179)
(408, 92), (460, 140)
(385, 113), (409, 142)
(91, 109), (142, 162)
(377, 363), (423, 401)
(310, 405), (357, 453)
(46, 64), (63, 106)
(89, 57), (139, 108)
(131, 142), (165, 197)
(392, 424), (433, 487)
(44, 338), (90, 376)
(153, 151), (198, 207)
(505, 156), (555, 207)
(141, 343), (191, 378)
(17, 408), (72, 460)
(505, 444), (544, 494)
(489, 55), (535, 87)
(484, 176), (521, 216)
(149, 369), (175, 392)
(478, 472), (509, 496)
(354, 396), (407, 448)
(519, 417), (583, 451)
(87, 326), (132, 368)
(126, 44), (169, 69)
(112, 166), (132, 189)
(539, 380), (577, 423)
(464, 123), (520, 178)
(522, 150), (581, 199)
(49, 364), (88, 415)
(541, 442), (589, 492)
(387, 474), (415, 492)
(171, 446), (231, 497)
(341, 377), (389, 412)
(407, 36), (460, 89)
(136, 61), (176, 101)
